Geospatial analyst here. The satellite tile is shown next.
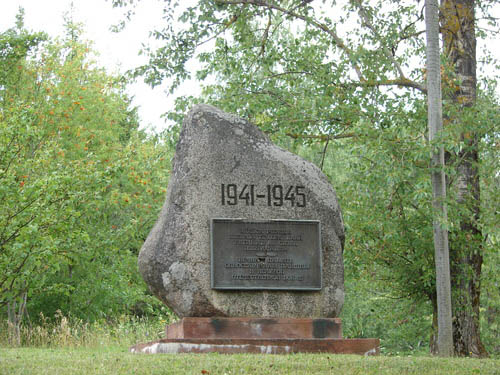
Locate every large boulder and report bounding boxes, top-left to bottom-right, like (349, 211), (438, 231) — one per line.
(139, 104), (345, 318)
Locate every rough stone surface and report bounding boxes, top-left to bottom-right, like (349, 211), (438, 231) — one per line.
(139, 104), (345, 318)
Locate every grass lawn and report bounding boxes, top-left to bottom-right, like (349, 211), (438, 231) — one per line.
(1, 347), (498, 375)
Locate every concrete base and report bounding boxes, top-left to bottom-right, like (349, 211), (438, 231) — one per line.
(130, 317), (379, 355)
(131, 338), (379, 355)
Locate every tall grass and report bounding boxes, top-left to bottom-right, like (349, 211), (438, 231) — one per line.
(0, 310), (177, 348)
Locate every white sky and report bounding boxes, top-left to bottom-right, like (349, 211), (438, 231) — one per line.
(0, 0), (200, 133)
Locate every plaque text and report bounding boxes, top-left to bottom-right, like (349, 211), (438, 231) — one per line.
(211, 219), (321, 290)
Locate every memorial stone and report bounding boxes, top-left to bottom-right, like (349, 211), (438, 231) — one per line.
(138, 104), (345, 318)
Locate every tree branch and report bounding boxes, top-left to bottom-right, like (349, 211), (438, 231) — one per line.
(265, 70), (314, 79)
(285, 132), (356, 141)
(242, 88), (293, 107)
(0, 245), (34, 303)
(215, 0), (365, 80)
(0, 214), (37, 249)
(319, 135), (330, 170)
(259, 11), (272, 56)
(351, 0), (407, 79)
(216, 0), (426, 93)
(338, 78), (426, 93)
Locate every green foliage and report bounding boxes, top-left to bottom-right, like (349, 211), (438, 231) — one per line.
(475, 88), (500, 355)
(341, 274), (432, 355)
(341, 103), (436, 301)
(481, 244), (500, 355)
(119, 0), (499, 354)
(0, 16), (173, 322)
(295, 134), (434, 355)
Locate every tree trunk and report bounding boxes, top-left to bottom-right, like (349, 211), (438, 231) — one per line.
(440, 0), (487, 357)
(7, 292), (27, 347)
(429, 294), (439, 354)
(425, 0), (454, 356)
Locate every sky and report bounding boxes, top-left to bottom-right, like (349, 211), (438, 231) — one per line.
(0, 0), (199, 133)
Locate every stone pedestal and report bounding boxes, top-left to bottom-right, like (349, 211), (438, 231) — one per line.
(130, 317), (379, 355)
(165, 317), (342, 339)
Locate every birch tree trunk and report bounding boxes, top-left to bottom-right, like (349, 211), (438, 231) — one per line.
(425, 0), (454, 357)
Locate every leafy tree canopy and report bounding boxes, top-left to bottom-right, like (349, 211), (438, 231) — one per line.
(0, 12), (172, 327)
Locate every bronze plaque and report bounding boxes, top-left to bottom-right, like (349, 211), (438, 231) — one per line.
(211, 219), (322, 290)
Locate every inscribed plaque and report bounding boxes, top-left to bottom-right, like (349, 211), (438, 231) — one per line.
(211, 219), (322, 290)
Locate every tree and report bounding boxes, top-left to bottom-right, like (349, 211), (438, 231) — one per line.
(112, 0), (498, 355)
(440, 0), (488, 357)
(425, 0), (453, 356)
(0, 14), (172, 343)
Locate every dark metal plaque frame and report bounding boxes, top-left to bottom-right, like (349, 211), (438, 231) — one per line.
(211, 218), (322, 290)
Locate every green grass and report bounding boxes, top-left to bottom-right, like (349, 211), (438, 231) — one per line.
(1, 347), (499, 375)
(1, 314), (498, 374)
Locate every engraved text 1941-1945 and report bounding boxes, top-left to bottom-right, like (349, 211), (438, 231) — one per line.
(220, 184), (306, 207)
